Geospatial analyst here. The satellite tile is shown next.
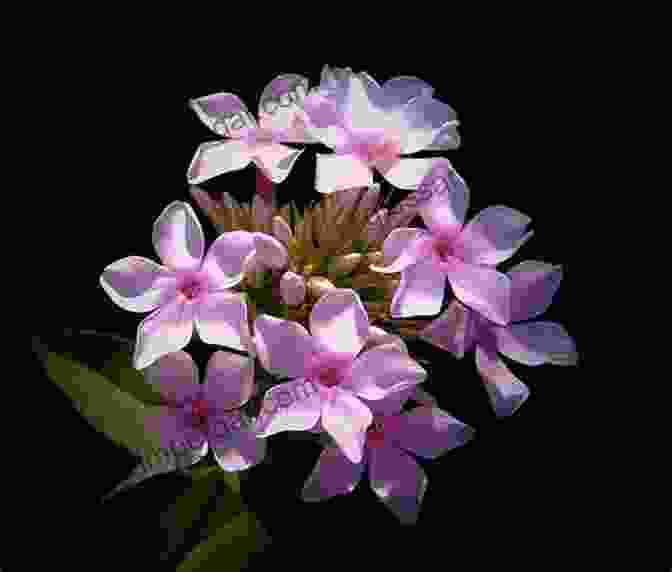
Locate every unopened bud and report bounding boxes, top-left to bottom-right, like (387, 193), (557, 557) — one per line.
(280, 271), (306, 306)
(272, 216), (293, 245)
(307, 277), (336, 300)
(328, 253), (362, 277)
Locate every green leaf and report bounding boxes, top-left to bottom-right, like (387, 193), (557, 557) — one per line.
(176, 510), (270, 572)
(358, 286), (388, 301)
(36, 341), (162, 456)
(100, 350), (165, 406)
(333, 276), (354, 288)
(189, 465), (240, 494)
(351, 238), (369, 253)
(289, 200), (303, 232)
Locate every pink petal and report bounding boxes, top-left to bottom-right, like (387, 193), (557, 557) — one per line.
(133, 300), (194, 370)
(475, 344), (530, 417)
(494, 322), (578, 366)
(445, 257), (511, 326)
(204, 350), (254, 410)
(370, 228), (433, 274)
(143, 350), (200, 404)
(252, 192), (275, 233)
(201, 230), (256, 289)
(212, 423), (266, 471)
(387, 406), (474, 459)
(301, 446), (364, 501)
(251, 143), (304, 184)
(362, 387), (415, 416)
(257, 74), (316, 142)
(378, 158), (446, 190)
(309, 289), (369, 357)
(380, 76), (435, 108)
(186, 140), (253, 185)
(256, 378), (323, 436)
(363, 325), (408, 354)
(100, 256), (177, 313)
(152, 201), (204, 271)
(416, 159), (469, 238)
(144, 406), (205, 451)
(344, 344), (427, 400)
(253, 233), (288, 270)
(507, 261), (563, 323)
(368, 443), (428, 525)
(315, 153), (373, 194)
(189, 92), (257, 137)
(194, 291), (248, 352)
(321, 388), (372, 463)
(280, 271), (306, 306)
(418, 299), (477, 358)
(391, 260), (446, 318)
(424, 123), (461, 150)
(253, 315), (314, 379)
(365, 208), (389, 245)
(399, 96), (459, 154)
(453, 206), (533, 266)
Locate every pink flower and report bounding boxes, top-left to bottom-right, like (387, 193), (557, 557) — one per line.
(371, 160), (533, 324)
(300, 66), (460, 193)
(143, 351), (265, 471)
(187, 74), (318, 186)
(253, 289), (427, 463)
(301, 388), (473, 524)
(419, 261), (578, 416)
(100, 201), (256, 369)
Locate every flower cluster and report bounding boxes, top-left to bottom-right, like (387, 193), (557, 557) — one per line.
(99, 66), (578, 525)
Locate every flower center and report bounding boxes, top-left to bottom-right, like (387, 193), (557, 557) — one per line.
(433, 238), (454, 262)
(354, 139), (400, 168)
(185, 397), (210, 430)
(177, 273), (206, 302)
(366, 419), (386, 447)
(306, 352), (352, 388)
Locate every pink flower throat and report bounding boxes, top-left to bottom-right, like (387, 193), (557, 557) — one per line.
(185, 396), (210, 430)
(306, 353), (352, 388)
(177, 273), (207, 302)
(366, 418), (387, 447)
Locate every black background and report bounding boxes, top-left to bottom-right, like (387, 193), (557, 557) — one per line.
(27, 54), (588, 570)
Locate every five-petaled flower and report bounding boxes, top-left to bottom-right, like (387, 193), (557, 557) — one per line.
(300, 66), (461, 193)
(144, 351), (265, 471)
(419, 261), (578, 416)
(371, 159), (533, 325)
(301, 388), (474, 524)
(253, 289), (427, 463)
(100, 201), (256, 369)
(187, 74), (318, 187)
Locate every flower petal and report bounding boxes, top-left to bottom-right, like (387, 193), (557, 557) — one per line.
(212, 418), (266, 471)
(256, 378), (323, 436)
(362, 387), (415, 416)
(143, 351), (200, 404)
(370, 228), (432, 274)
(100, 256), (177, 313)
(302, 445), (365, 502)
(252, 192), (275, 233)
(257, 74), (316, 142)
(494, 322), (578, 366)
(280, 271), (306, 306)
(204, 350), (255, 410)
(186, 140), (253, 185)
(309, 289), (369, 357)
(322, 388), (372, 463)
(189, 92), (257, 137)
(368, 443), (428, 525)
(475, 344), (530, 417)
(253, 314), (314, 379)
(416, 159), (470, 238)
(315, 153), (373, 193)
(364, 325), (408, 354)
(507, 261), (563, 323)
(378, 158), (447, 190)
(391, 260), (446, 317)
(424, 123), (461, 150)
(399, 96), (459, 154)
(194, 291), (248, 352)
(418, 300), (478, 358)
(445, 257), (511, 326)
(380, 76), (435, 108)
(144, 406), (205, 451)
(388, 406), (474, 459)
(152, 201), (205, 271)
(272, 216), (293, 245)
(251, 143), (304, 184)
(345, 344), (427, 399)
(453, 206), (533, 266)
(201, 230), (256, 289)
(133, 300), (194, 370)
(253, 233), (288, 270)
